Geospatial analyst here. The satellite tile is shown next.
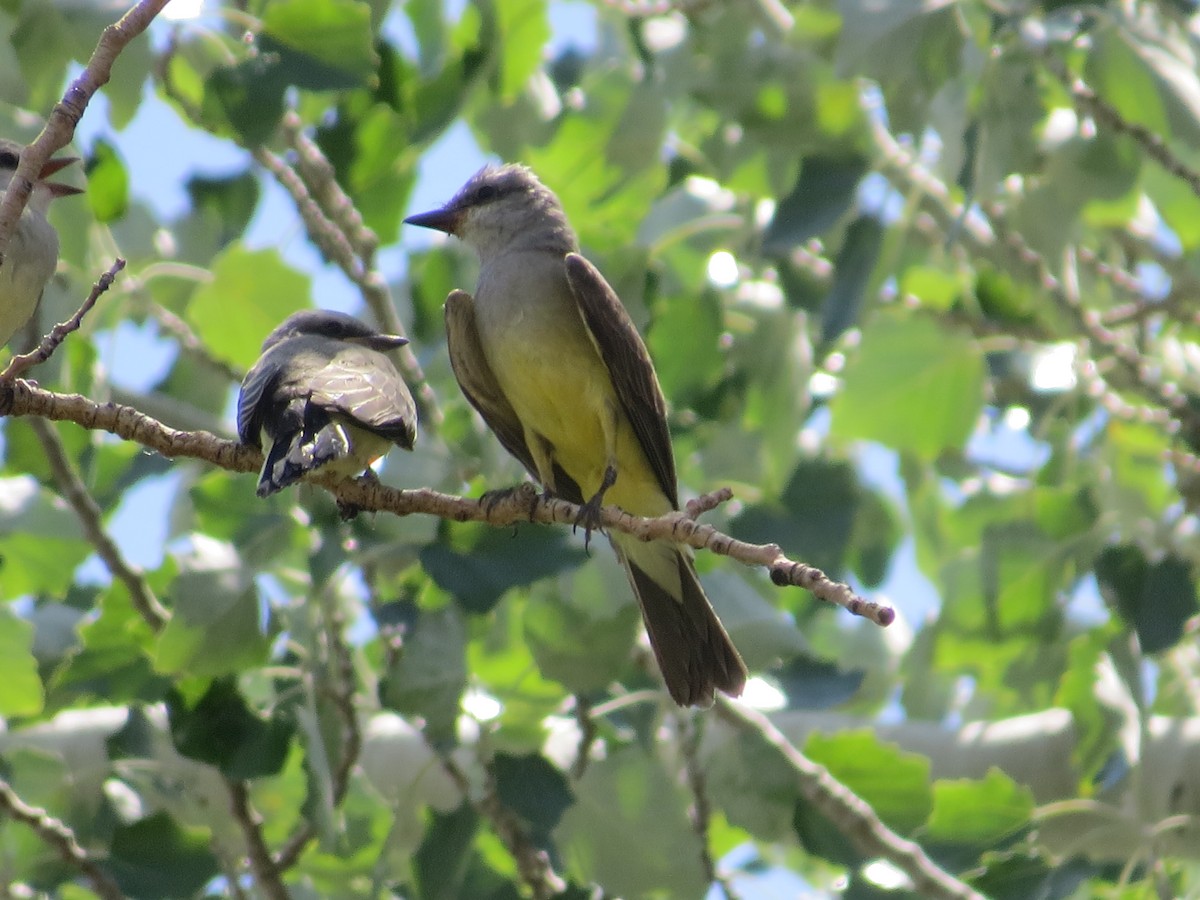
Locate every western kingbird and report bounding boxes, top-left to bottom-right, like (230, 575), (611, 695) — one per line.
(406, 164), (748, 707)
(237, 309), (417, 498)
(0, 139), (83, 347)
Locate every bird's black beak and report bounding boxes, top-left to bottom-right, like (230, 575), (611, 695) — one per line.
(38, 155), (83, 198)
(404, 206), (461, 235)
(352, 333), (409, 352)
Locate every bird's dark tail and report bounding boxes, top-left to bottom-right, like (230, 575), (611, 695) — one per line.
(612, 533), (747, 707)
(257, 402), (349, 497)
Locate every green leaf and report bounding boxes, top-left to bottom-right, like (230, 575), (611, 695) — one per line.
(202, 53), (288, 144)
(186, 247), (310, 369)
(822, 214), (884, 345)
(11, 3), (70, 112)
(900, 265), (960, 312)
(0, 608), (43, 716)
(494, 0), (549, 100)
(606, 81), (667, 173)
(523, 575), (640, 695)
(705, 722), (803, 841)
(647, 285), (724, 404)
(493, 753), (573, 839)
(804, 730), (932, 834)
(701, 570), (809, 669)
(775, 657), (865, 710)
(378, 604), (466, 747)
(1096, 547), (1197, 654)
(763, 156), (868, 253)
(556, 748), (708, 897)
(1086, 28), (1170, 142)
(830, 314), (985, 461)
(926, 768), (1034, 845)
(731, 459), (860, 582)
(420, 522), (585, 614)
(108, 812), (221, 899)
(185, 171), (261, 250)
(970, 852), (1097, 900)
(84, 137), (129, 223)
(0, 476), (90, 599)
(167, 676), (294, 778)
(414, 802), (480, 900)
(1054, 625), (1124, 781)
(261, 0), (379, 87)
(155, 536), (270, 678)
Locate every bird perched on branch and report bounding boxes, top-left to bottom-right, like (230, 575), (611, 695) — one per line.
(237, 310), (417, 500)
(406, 164), (747, 707)
(0, 139), (83, 347)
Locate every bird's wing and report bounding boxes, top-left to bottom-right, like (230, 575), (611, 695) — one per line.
(306, 345), (417, 449)
(236, 354), (281, 447)
(445, 289), (583, 503)
(564, 252), (678, 508)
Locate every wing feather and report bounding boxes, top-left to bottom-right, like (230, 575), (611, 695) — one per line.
(564, 253), (678, 508)
(306, 344), (417, 448)
(445, 289), (583, 504)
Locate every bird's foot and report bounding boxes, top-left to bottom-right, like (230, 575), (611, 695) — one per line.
(338, 469), (381, 520)
(481, 481), (541, 521)
(573, 465), (617, 551)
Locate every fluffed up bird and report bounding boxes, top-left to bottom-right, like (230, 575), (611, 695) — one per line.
(0, 139), (83, 347)
(405, 164), (748, 707)
(237, 309), (417, 499)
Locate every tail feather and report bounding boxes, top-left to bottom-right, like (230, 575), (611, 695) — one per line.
(257, 402), (350, 496)
(613, 534), (747, 707)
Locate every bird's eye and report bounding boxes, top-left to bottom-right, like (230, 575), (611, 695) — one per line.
(475, 184), (498, 203)
(0, 150), (18, 169)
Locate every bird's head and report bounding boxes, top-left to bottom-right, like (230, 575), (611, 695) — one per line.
(0, 139), (84, 217)
(404, 164), (575, 259)
(262, 309), (409, 354)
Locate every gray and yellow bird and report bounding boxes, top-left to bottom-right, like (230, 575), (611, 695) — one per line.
(237, 310), (417, 497)
(406, 165), (748, 707)
(0, 139), (83, 347)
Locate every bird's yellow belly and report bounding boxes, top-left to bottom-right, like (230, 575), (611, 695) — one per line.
(488, 335), (668, 516)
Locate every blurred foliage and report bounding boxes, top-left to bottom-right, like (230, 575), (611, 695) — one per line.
(1, 0), (1200, 895)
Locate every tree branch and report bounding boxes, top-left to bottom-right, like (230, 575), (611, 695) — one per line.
(0, 381), (894, 625)
(273, 592), (363, 872)
(678, 712), (739, 900)
(27, 417), (169, 631)
(0, 776), (124, 900)
(865, 98), (1197, 436)
(440, 752), (568, 899)
(715, 699), (985, 900)
(0, 0), (170, 259)
(226, 778), (291, 900)
(1, 258), (126, 382)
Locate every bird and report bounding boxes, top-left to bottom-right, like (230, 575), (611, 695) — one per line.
(405, 164), (748, 707)
(237, 309), (417, 500)
(0, 139), (83, 348)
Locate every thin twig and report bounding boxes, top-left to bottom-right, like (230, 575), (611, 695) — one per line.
(679, 712), (739, 900)
(226, 778), (290, 900)
(1, 258), (126, 382)
(715, 698), (985, 900)
(440, 752), (568, 899)
(273, 594), (363, 872)
(0, 379), (894, 625)
(866, 100), (1197, 436)
(1045, 57), (1200, 201)
(0, 776), (124, 900)
(0, 0), (170, 259)
(26, 416), (170, 631)
(571, 695), (597, 780)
